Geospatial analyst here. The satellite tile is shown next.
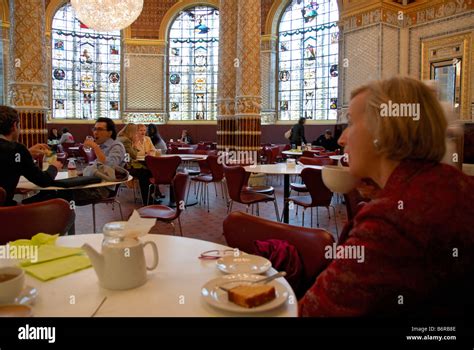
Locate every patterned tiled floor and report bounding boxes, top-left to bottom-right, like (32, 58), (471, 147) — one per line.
(73, 176), (349, 245)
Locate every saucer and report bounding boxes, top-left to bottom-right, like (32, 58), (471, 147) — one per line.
(0, 304), (32, 317)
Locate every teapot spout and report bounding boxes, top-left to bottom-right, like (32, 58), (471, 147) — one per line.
(82, 243), (105, 280)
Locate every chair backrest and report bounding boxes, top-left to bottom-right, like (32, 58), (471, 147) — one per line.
(299, 156), (334, 166)
(173, 172), (188, 216)
(302, 150), (315, 158)
(197, 158), (211, 174)
(264, 146), (279, 164)
(0, 199), (74, 244)
(207, 155), (224, 182)
(223, 165), (247, 202)
(0, 187), (6, 206)
(223, 211), (334, 292)
(145, 155), (181, 185)
(300, 167), (333, 206)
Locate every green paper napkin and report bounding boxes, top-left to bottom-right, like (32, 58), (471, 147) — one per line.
(23, 255), (92, 281)
(20, 245), (85, 267)
(10, 233), (92, 281)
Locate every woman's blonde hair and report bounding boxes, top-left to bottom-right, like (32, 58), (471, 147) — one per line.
(117, 123), (138, 141)
(351, 76), (447, 162)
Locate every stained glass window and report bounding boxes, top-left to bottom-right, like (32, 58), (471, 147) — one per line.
(168, 6), (219, 121)
(278, 0), (339, 121)
(51, 4), (121, 120)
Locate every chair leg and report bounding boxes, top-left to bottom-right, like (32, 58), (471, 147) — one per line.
(185, 181), (192, 206)
(177, 217), (183, 237)
(147, 184), (153, 205)
(273, 199), (280, 222)
(92, 204), (96, 233)
(332, 206), (339, 241)
(117, 200), (124, 220)
(316, 207), (320, 227)
(311, 207), (313, 227)
(214, 182), (218, 197)
(256, 203), (260, 216)
(227, 200), (233, 214)
(302, 208), (305, 227)
(207, 184), (210, 212)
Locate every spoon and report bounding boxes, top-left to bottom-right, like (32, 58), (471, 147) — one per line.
(219, 271), (287, 292)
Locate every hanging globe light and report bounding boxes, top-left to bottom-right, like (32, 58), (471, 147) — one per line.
(71, 0), (144, 32)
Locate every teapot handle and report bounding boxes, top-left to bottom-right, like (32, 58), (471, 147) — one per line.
(143, 241), (159, 270)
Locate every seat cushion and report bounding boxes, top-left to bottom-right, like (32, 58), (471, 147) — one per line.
(137, 205), (176, 220)
(240, 192), (274, 204)
(288, 195), (312, 207)
(290, 183), (308, 192)
(243, 185), (275, 195)
(191, 175), (213, 183)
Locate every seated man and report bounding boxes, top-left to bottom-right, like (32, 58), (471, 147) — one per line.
(312, 129), (338, 151)
(179, 129), (192, 144)
(23, 117), (125, 205)
(0, 106), (63, 206)
(74, 117), (125, 203)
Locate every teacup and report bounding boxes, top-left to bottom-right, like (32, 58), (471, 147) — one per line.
(321, 165), (358, 193)
(0, 267), (25, 304)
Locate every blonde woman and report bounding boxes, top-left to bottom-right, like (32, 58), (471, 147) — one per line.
(117, 123), (139, 161)
(299, 77), (474, 317)
(135, 124), (157, 157)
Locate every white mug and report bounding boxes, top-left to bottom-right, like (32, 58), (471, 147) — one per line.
(0, 266), (25, 304)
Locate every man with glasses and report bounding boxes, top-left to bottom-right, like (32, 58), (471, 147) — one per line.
(24, 117), (125, 204)
(0, 106), (63, 205)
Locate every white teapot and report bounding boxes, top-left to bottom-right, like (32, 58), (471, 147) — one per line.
(82, 222), (159, 290)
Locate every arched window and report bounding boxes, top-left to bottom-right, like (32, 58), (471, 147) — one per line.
(168, 6), (219, 121)
(278, 0), (339, 121)
(51, 4), (121, 119)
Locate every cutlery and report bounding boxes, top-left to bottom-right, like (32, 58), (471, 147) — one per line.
(218, 271), (287, 292)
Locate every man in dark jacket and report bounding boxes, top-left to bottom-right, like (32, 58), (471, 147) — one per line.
(313, 129), (339, 151)
(0, 106), (62, 206)
(290, 117), (307, 146)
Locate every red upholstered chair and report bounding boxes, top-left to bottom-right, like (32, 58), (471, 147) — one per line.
(286, 167), (338, 238)
(311, 146), (325, 152)
(145, 155), (181, 205)
(223, 211), (334, 295)
(223, 165), (279, 220)
(138, 173), (188, 236)
(290, 157), (335, 195)
(0, 199), (74, 244)
(0, 187), (6, 206)
(188, 155), (227, 211)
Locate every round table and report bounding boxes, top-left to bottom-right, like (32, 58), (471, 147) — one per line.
(244, 164), (322, 223)
(9, 234), (297, 317)
(17, 172), (133, 191)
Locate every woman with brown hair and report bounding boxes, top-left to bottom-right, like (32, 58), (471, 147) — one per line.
(299, 76), (474, 317)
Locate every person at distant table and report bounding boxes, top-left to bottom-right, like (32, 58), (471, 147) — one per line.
(179, 130), (192, 144)
(312, 129), (339, 151)
(58, 127), (75, 144)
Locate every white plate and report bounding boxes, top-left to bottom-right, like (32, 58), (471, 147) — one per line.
(216, 254), (271, 274)
(201, 274), (289, 314)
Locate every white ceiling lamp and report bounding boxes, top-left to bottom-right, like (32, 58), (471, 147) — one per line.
(71, 0), (144, 32)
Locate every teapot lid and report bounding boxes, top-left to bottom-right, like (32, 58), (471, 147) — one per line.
(103, 221), (127, 238)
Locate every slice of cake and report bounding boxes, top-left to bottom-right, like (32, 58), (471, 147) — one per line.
(228, 284), (276, 308)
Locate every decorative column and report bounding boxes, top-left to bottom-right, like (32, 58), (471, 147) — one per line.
(235, 0), (261, 152)
(8, 0), (48, 147)
(260, 34), (277, 125)
(216, 0), (237, 151)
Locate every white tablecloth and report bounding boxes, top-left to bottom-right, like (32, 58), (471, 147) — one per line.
(2, 234), (297, 317)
